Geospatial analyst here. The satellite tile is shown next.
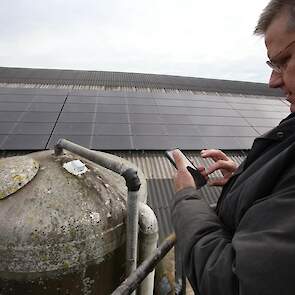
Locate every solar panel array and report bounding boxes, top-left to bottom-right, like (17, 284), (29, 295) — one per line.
(0, 86), (289, 150)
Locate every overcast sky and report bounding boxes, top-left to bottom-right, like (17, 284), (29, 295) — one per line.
(1, 0), (271, 83)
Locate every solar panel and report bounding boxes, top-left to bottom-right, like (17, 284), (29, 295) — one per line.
(202, 137), (255, 150)
(155, 99), (188, 106)
(92, 135), (133, 150)
(196, 125), (259, 137)
(165, 124), (198, 136)
(133, 135), (174, 149)
(21, 112), (60, 122)
(0, 102), (30, 111)
(0, 85), (289, 151)
(224, 95), (285, 106)
(53, 123), (93, 135)
(128, 105), (158, 114)
(0, 101), (59, 112)
(245, 117), (282, 127)
(156, 106), (190, 115)
(28, 103), (63, 112)
(0, 88), (68, 150)
(238, 109), (289, 119)
(99, 104), (128, 113)
(187, 108), (240, 117)
(1, 134), (49, 150)
(129, 113), (164, 124)
(58, 112), (96, 123)
(192, 94), (226, 102)
(0, 122), (14, 133)
(0, 87), (68, 96)
(235, 137), (257, 149)
(67, 96), (127, 105)
(11, 122), (54, 134)
(230, 102), (289, 112)
(0, 94), (33, 102)
(67, 96), (97, 104)
(33, 95), (66, 103)
(94, 124), (131, 135)
(131, 124), (167, 135)
(189, 116), (250, 126)
(0, 111), (24, 122)
(70, 89), (99, 96)
(160, 114), (192, 124)
(63, 103), (97, 113)
(95, 113), (129, 123)
(127, 97), (156, 105)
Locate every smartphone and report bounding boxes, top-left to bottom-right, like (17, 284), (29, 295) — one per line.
(165, 149), (207, 188)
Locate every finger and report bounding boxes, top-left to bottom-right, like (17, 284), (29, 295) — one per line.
(196, 166), (209, 180)
(206, 160), (235, 175)
(202, 149), (228, 162)
(193, 162), (206, 173)
(197, 165), (206, 172)
(172, 150), (187, 170)
(201, 149), (228, 161)
(197, 165), (208, 175)
(208, 177), (228, 186)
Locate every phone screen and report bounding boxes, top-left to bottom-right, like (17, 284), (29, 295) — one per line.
(165, 149), (207, 188)
(165, 149), (196, 169)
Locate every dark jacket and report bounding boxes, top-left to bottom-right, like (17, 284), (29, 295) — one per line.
(172, 113), (295, 295)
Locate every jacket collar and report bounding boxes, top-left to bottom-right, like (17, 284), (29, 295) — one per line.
(258, 113), (295, 142)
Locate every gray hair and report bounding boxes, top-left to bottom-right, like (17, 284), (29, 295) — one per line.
(254, 0), (295, 35)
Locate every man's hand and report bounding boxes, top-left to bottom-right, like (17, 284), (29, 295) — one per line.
(172, 150), (196, 192)
(200, 149), (238, 186)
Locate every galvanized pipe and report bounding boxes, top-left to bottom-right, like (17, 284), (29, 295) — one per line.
(111, 234), (176, 295)
(175, 243), (186, 295)
(54, 139), (141, 281)
(55, 139), (131, 175)
(127, 191), (140, 278)
(138, 202), (159, 295)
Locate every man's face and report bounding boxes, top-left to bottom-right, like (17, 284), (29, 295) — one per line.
(265, 9), (295, 112)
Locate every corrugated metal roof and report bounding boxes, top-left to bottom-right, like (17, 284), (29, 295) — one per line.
(0, 67), (283, 97)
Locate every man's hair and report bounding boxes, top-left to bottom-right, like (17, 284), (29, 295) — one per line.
(254, 0), (295, 35)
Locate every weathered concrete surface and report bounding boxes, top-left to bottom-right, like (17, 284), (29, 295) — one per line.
(0, 150), (142, 294)
(0, 156), (39, 199)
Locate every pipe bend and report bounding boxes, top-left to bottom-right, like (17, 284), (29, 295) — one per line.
(122, 168), (141, 192)
(138, 202), (158, 235)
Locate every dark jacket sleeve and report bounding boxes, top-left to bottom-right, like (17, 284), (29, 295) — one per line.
(172, 168), (295, 295)
(172, 187), (237, 295)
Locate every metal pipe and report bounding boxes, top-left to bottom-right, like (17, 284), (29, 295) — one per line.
(54, 139), (141, 282)
(175, 243), (186, 294)
(127, 191), (140, 277)
(111, 234), (176, 295)
(138, 202), (159, 295)
(55, 139), (131, 175)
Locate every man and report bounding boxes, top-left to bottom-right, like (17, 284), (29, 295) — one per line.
(172, 1), (295, 294)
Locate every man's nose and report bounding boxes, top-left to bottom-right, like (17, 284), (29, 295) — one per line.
(268, 70), (283, 88)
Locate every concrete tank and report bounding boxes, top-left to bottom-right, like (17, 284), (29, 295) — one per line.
(0, 150), (143, 294)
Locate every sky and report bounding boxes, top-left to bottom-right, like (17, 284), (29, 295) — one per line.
(0, 0), (271, 83)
